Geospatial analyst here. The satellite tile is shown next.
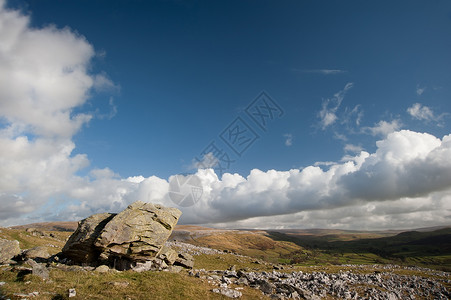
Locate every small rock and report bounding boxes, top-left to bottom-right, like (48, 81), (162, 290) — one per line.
(26, 259), (49, 280)
(0, 281), (5, 286)
(108, 281), (129, 288)
(68, 288), (76, 298)
(158, 245), (178, 265)
(175, 252), (194, 269)
(95, 265), (110, 273)
(22, 247), (50, 260)
(258, 280), (275, 294)
(131, 260), (153, 272)
(167, 265), (184, 273)
(212, 287), (242, 298)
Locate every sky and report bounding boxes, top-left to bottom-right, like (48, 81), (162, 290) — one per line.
(1, 0), (451, 230)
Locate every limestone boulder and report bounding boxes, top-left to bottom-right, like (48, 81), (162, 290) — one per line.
(94, 201), (182, 262)
(61, 201), (182, 267)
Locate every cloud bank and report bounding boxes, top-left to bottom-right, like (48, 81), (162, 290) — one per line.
(1, 2), (450, 230)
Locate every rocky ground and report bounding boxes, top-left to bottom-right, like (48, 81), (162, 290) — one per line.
(190, 265), (450, 299)
(164, 240), (451, 299)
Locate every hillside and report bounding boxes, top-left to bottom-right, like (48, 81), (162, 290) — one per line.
(1, 223), (450, 299)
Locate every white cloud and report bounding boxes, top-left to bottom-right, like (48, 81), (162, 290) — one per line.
(53, 130), (451, 230)
(0, 1), (116, 224)
(344, 144), (363, 153)
(416, 85), (426, 96)
(284, 133), (293, 146)
(318, 83), (353, 130)
(191, 152), (219, 169)
(407, 103), (434, 122)
(0, 4), (95, 138)
(363, 119), (402, 137)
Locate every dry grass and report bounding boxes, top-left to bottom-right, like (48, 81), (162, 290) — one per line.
(191, 232), (303, 264)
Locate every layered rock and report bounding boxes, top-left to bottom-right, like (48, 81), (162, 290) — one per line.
(95, 201), (181, 262)
(61, 201), (182, 268)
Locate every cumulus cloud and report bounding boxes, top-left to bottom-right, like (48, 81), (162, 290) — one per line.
(0, 1), (114, 224)
(50, 130), (451, 230)
(318, 83), (353, 129)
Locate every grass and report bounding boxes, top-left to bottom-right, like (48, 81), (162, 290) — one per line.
(0, 228), (71, 256)
(190, 232), (304, 264)
(0, 266), (271, 300)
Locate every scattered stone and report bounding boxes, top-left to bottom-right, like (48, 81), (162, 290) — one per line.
(131, 260), (153, 272)
(175, 252), (194, 269)
(212, 287), (242, 298)
(0, 281), (5, 286)
(26, 259), (49, 280)
(0, 238), (21, 264)
(189, 265), (451, 300)
(68, 288), (76, 298)
(95, 265), (110, 273)
(258, 280), (275, 294)
(167, 265), (184, 273)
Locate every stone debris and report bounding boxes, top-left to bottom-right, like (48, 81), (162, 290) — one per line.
(190, 265), (451, 299)
(212, 287), (243, 298)
(94, 265), (110, 273)
(25, 259), (49, 280)
(13, 291), (39, 298)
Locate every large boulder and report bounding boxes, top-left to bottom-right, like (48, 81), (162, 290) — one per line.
(61, 201), (182, 267)
(0, 238), (21, 264)
(95, 201), (182, 261)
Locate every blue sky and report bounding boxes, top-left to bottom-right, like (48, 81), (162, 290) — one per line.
(1, 0), (451, 229)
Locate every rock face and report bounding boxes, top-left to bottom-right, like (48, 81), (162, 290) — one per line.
(0, 238), (21, 264)
(61, 201), (182, 268)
